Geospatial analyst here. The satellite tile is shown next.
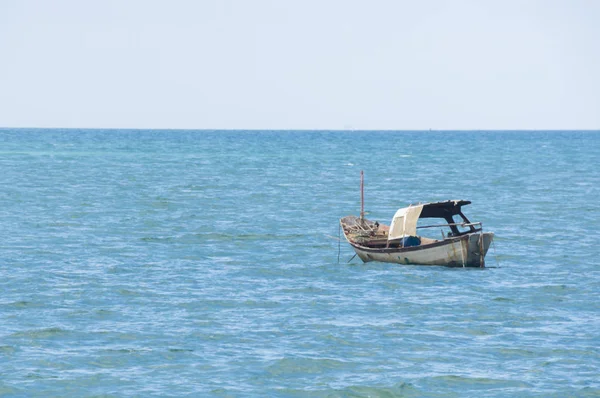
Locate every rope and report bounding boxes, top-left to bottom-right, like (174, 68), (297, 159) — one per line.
(479, 232), (485, 268)
(492, 238), (500, 267)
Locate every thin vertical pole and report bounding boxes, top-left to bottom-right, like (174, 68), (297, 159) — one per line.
(360, 170), (364, 222)
(337, 223), (341, 264)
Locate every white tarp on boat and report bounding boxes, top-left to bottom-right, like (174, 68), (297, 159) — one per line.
(388, 204), (424, 241)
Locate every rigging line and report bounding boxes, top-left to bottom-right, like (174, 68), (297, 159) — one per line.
(492, 238), (500, 268)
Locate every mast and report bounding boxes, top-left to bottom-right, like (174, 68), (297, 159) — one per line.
(360, 170), (364, 222)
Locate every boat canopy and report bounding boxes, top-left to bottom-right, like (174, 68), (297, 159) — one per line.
(388, 204), (423, 240)
(387, 200), (471, 241)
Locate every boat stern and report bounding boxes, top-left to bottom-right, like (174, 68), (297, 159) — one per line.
(465, 232), (494, 267)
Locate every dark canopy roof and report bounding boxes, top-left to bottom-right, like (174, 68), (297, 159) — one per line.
(419, 200), (471, 218)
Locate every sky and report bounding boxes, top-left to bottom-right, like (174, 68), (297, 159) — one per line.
(1, 0), (599, 130)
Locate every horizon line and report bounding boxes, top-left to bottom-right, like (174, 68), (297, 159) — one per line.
(1, 127), (599, 132)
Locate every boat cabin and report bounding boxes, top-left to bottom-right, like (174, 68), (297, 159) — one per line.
(342, 200), (483, 249)
(383, 200), (481, 246)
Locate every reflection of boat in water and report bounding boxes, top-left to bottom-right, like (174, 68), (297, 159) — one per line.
(340, 173), (494, 267)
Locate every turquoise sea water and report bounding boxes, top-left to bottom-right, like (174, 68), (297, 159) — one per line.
(1, 129), (599, 397)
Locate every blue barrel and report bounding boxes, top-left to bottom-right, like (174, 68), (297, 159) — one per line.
(401, 236), (421, 247)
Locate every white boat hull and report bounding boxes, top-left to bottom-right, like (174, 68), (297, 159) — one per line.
(349, 232), (494, 267)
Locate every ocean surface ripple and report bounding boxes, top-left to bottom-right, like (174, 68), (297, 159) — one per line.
(1, 129), (599, 397)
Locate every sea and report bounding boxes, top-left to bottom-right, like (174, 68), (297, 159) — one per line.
(0, 129), (599, 397)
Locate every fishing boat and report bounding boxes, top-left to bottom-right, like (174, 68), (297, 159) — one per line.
(340, 172), (494, 267)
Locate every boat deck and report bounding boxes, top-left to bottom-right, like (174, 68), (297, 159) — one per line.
(340, 215), (439, 249)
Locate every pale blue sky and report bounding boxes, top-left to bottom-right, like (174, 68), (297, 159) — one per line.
(1, 0), (599, 129)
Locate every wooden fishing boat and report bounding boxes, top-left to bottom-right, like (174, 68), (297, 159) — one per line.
(340, 173), (494, 267)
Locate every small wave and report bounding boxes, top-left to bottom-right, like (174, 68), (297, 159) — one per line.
(540, 284), (569, 292)
(499, 348), (537, 357)
(267, 357), (348, 376)
(279, 286), (327, 295)
(237, 233), (304, 241)
(465, 328), (490, 336)
(25, 373), (48, 380)
(0, 345), (16, 355)
(492, 297), (513, 302)
(168, 348), (194, 352)
(140, 236), (175, 243)
(428, 375), (532, 388)
(6, 300), (40, 308)
(239, 299), (281, 308)
(183, 232), (306, 242)
(117, 289), (140, 296)
(0, 386), (19, 395)
(11, 327), (69, 339)
(306, 382), (420, 398)
(102, 348), (153, 354)
(319, 334), (356, 347)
